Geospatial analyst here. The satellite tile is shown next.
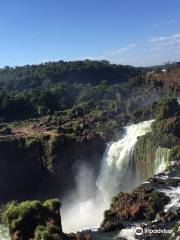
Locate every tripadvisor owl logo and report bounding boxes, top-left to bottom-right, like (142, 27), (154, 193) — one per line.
(135, 226), (143, 235)
(135, 226), (173, 235)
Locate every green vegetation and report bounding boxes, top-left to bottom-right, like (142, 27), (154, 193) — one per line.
(152, 96), (180, 120)
(0, 60), (142, 122)
(0, 63), (149, 145)
(111, 192), (124, 204)
(0, 60), (139, 91)
(170, 145), (180, 161)
(0, 200), (42, 229)
(108, 185), (170, 221)
(0, 60), (174, 147)
(34, 225), (61, 240)
(43, 199), (61, 211)
(0, 78), (142, 122)
(0, 199), (62, 239)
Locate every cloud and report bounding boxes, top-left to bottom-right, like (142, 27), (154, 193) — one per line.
(78, 43), (137, 61)
(149, 33), (180, 43)
(105, 44), (136, 56)
(146, 32), (180, 65)
(148, 33), (180, 49)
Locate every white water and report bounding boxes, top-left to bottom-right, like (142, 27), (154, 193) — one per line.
(163, 186), (180, 212)
(97, 120), (154, 200)
(62, 120), (154, 233)
(61, 164), (107, 233)
(118, 227), (137, 240)
(154, 147), (170, 174)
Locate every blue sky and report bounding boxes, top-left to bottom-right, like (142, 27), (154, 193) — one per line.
(0, 0), (180, 67)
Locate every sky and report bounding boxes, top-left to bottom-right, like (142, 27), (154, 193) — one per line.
(0, 0), (180, 67)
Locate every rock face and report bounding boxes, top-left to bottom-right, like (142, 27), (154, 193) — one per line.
(145, 67), (180, 91)
(0, 132), (105, 203)
(101, 185), (170, 232)
(112, 185), (170, 220)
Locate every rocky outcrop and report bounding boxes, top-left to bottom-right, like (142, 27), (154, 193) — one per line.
(101, 185), (170, 232)
(145, 67), (180, 93)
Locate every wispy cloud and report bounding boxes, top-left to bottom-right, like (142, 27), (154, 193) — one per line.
(149, 33), (180, 43)
(78, 43), (136, 61)
(146, 32), (180, 65)
(148, 33), (180, 48)
(104, 44), (136, 56)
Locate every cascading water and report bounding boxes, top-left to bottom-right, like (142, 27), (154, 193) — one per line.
(96, 120), (155, 200)
(154, 147), (170, 174)
(62, 120), (155, 233)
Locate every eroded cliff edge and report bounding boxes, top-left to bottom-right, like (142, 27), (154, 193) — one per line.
(0, 129), (105, 203)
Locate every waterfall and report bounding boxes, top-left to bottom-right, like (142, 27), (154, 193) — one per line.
(62, 120), (155, 233)
(2, 118), (170, 236)
(154, 146), (170, 174)
(97, 120), (154, 200)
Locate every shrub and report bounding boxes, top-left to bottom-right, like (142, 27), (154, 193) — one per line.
(152, 97), (180, 120)
(43, 199), (61, 211)
(1, 200), (42, 230)
(170, 145), (180, 161)
(34, 225), (61, 240)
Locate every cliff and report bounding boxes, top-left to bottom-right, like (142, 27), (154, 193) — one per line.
(145, 67), (180, 93)
(0, 130), (105, 203)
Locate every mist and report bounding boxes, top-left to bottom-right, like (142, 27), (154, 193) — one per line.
(61, 163), (108, 233)
(177, 96), (180, 104)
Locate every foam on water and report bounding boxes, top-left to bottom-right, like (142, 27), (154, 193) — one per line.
(118, 227), (137, 240)
(162, 186), (180, 212)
